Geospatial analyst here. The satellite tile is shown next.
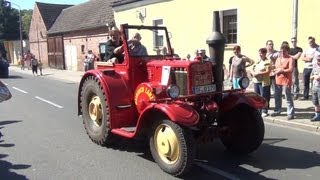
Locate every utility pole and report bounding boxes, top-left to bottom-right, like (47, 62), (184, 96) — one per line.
(292, 0), (298, 38)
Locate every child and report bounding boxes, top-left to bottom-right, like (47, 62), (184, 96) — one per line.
(310, 54), (320, 121)
(38, 60), (43, 76)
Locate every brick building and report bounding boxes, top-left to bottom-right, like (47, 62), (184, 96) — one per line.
(29, 2), (72, 69)
(29, 0), (114, 71)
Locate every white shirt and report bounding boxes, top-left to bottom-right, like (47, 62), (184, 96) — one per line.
(302, 47), (317, 69)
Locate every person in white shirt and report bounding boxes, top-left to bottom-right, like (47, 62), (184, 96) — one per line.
(300, 36), (319, 100)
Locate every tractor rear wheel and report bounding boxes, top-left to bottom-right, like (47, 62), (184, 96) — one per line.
(80, 76), (112, 146)
(219, 104), (265, 154)
(149, 120), (195, 176)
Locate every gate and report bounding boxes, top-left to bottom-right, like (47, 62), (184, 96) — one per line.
(47, 36), (65, 69)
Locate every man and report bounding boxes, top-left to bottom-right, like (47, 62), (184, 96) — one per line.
(128, 32), (148, 56)
(24, 50), (33, 70)
(300, 36), (319, 100)
(271, 44), (295, 120)
(104, 29), (123, 63)
(289, 37), (303, 100)
(266, 40), (280, 93)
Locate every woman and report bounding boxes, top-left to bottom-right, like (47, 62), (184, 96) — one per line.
(229, 45), (255, 89)
(252, 48), (271, 117)
(270, 44), (295, 120)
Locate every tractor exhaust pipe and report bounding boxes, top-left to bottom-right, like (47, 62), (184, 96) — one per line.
(206, 11), (226, 94)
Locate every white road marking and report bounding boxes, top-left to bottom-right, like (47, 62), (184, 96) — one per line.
(35, 96), (63, 109)
(12, 87), (28, 94)
(194, 161), (240, 180)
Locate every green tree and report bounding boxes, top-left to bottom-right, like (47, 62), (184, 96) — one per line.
(0, 1), (19, 40)
(21, 9), (32, 38)
(0, 1), (32, 40)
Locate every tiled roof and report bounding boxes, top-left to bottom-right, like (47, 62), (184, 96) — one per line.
(111, 0), (143, 7)
(36, 2), (73, 30)
(47, 0), (114, 35)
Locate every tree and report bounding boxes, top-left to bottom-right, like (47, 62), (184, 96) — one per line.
(0, 0), (19, 40)
(21, 9), (32, 38)
(0, 1), (32, 40)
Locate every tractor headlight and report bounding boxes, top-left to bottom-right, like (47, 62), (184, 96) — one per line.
(167, 84), (180, 99)
(239, 77), (250, 89)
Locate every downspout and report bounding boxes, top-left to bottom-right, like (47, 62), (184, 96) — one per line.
(292, 0), (298, 38)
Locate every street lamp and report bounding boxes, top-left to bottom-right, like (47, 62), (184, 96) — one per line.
(4, 1), (23, 60)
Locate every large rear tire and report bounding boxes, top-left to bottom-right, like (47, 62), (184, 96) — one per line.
(219, 104), (265, 154)
(149, 120), (195, 176)
(80, 76), (112, 146)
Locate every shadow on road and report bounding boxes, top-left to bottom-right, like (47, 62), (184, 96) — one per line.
(0, 120), (31, 180)
(195, 138), (320, 179)
(0, 154), (31, 180)
(101, 134), (320, 179)
(41, 73), (54, 77)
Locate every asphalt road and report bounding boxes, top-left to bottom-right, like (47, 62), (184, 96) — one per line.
(1, 71), (320, 180)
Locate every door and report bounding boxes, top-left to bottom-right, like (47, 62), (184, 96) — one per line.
(47, 36), (65, 69)
(64, 45), (77, 70)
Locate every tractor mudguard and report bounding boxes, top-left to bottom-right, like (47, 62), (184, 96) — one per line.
(78, 70), (136, 128)
(137, 102), (199, 129)
(219, 91), (267, 113)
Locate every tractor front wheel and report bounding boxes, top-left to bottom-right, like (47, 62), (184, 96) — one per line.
(149, 120), (195, 176)
(80, 76), (112, 146)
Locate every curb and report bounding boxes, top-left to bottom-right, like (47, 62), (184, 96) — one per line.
(264, 117), (320, 134)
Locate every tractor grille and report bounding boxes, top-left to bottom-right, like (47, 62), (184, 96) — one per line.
(172, 63), (214, 96)
(172, 68), (188, 96)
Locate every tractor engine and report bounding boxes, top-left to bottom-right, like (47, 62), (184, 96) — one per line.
(145, 60), (218, 126)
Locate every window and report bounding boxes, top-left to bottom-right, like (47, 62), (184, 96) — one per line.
(221, 9), (237, 44)
(81, 45), (85, 54)
(153, 19), (164, 48)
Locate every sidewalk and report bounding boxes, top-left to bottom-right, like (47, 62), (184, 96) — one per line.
(9, 66), (83, 83)
(8, 66), (320, 133)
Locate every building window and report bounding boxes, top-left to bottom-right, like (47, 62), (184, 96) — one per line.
(221, 9), (237, 44)
(153, 19), (164, 48)
(81, 45), (85, 54)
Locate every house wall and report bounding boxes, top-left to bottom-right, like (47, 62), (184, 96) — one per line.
(3, 40), (30, 65)
(62, 27), (109, 71)
(113, 0), (320, 70)
(29, 4), (49, 67)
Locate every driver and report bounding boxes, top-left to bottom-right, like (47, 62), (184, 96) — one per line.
(104, 29), (124, 63)
(128, 33), (148, 56)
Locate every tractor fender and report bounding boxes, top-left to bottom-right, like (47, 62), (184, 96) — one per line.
(219, 91), (267, 113)
(136, 102), (199, 131)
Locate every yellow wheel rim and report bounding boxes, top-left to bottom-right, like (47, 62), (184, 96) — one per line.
(89, 95), (102, 127)
(154, 124), (180, 164)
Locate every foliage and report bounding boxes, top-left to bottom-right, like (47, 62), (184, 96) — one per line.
(21, 9), (33, 38)
(0, 1), (33, 40)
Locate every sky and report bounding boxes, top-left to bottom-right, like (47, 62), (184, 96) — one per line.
(8, 0), (89, 10)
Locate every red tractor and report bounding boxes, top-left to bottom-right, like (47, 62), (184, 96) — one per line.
(78, 23), (266, 176)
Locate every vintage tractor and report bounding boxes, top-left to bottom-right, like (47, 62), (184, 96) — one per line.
(78, 18), (266, 176)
